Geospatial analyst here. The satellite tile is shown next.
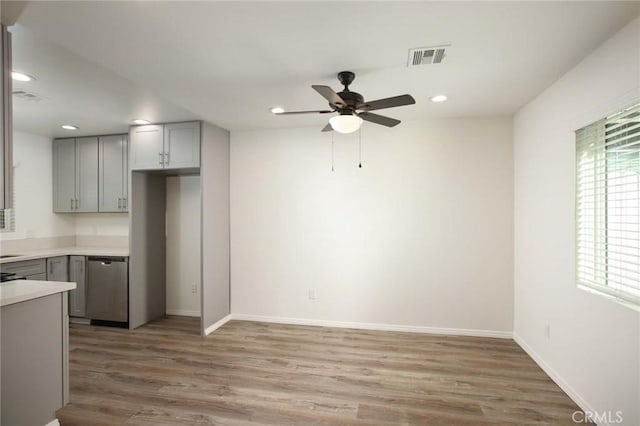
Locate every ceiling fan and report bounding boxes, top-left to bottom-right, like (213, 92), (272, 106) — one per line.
(274, 71), (416, 134)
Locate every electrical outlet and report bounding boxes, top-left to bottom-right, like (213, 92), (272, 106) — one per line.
(308, 288), (316, 300)
(545, 324), (551, 339)
(191, 284), (197, 294)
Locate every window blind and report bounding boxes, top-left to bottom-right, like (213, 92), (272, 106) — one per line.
(576, 103), (640, 310)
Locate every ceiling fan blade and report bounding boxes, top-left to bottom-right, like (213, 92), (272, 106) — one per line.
(359, 112), (401, 127)
(357, 94), (415, 112)
(275, 110), (333, 115)
(321, 123), (333, 132)
(312, 85), (347, 108)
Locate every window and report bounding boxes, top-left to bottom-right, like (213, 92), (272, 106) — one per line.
(576, 102), (640, 310)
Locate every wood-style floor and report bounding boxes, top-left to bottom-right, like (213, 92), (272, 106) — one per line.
(57, 316), (585, 425)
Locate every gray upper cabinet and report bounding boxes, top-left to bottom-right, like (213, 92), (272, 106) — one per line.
(99, 135), (128, 212)
(129, 125), (164, 170)
(164, 122), (200, 169)
(52, 137), (98, 213)
(52, 139), (76, 213)
(130, 121), (200, 171)
(75, 137), (99, 212)
(47, 256), (68, 281)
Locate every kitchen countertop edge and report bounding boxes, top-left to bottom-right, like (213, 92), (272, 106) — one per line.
(0, 246), (129, 264)
(0, 280), (77, 307)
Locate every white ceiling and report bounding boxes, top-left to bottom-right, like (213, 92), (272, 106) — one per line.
(10, 25), (197, 138)
(10, 1), (640, 136)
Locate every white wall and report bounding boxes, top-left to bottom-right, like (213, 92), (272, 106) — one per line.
(166, 175), (201, 317)
(75, 213), (128, 237)
(201, 122), (230, 334)
(0, 130), (75, 240)
(514, 17), (640, 424)
(231, 117), (513, 334)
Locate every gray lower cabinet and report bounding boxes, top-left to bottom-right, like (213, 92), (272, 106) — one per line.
(1, 292), (69, 426)
(130, 121), (200, 170)
(53, 137), (99, 212)
(99, 135), (128, 212)
(1, 258), (47, 280)
(47, 256), (68, 281)
(29, 273), (47, 280)
(68, 256), (86, 317)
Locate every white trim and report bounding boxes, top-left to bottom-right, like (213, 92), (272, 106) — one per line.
(203, 314), (232, 336)
(45, 419), (60, 426)
(166, 309), (200, 317)
(229, 314), (512, 339)
(513, 333), (598, 422)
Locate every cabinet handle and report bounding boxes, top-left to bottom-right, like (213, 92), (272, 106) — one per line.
(76, 199), (79, 209)
(118, 198), (122, 209)
(159, 152), (163, 165)
(165, 151), (169, 165)
(123, 198), (127, 209)
(70, 198), (74, 210)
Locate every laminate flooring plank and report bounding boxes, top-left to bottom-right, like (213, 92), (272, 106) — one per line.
(57, 316), (587, 425)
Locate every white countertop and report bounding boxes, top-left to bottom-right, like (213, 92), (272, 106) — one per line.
(0, 280), (76, 307)
(0, 246), (129, 264)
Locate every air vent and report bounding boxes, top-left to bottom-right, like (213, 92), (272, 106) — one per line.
(407, 45), (449, 67)
(12, 90), (43, 102)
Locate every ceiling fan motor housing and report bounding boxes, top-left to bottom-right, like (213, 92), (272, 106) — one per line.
(336, 90), (364, 111)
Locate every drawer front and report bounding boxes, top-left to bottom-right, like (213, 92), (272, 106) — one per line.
(28, 273), (47, 281)
(1, 259), (47, 277)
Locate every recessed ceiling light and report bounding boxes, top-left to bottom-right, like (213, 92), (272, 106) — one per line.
(270, 107), (285, 114)
(430, 94), (448, 103)
(133, 119), (151, 125)
(61, 124), (79, 130)
(11, 71), (35, 82)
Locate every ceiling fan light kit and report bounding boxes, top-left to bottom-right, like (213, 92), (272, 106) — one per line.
(274, 71), (415, 132)
(329, 113), (363, 134)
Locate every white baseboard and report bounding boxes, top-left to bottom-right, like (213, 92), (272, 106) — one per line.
(513, 333), (597, 421)
(166, 309), (200, 317)
(203, 314), (232, 336)
(229, 313), (512, 339)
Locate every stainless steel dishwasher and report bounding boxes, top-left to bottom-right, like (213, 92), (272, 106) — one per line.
(86, 257), (128, 323)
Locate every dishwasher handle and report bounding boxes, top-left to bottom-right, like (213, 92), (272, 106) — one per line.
(87, 256), (127, 264)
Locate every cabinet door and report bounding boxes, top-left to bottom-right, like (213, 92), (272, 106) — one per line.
(68, 256), (86, 317)
(28, 273), (47, 281)
(164, 122), (200, 169)
(122, 136), (129, 212)
(99, 135), (126, 212)
(130, 125), (164, 170)
(47, 256), (68, 281)
(52, 139), (76, 213)
(1, 259), (46, 276)
(75, 137), (98, 212)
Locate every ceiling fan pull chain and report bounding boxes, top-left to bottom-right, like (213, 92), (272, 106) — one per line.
(358, 127), (362, 169)
(331, 132), (335, 172)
